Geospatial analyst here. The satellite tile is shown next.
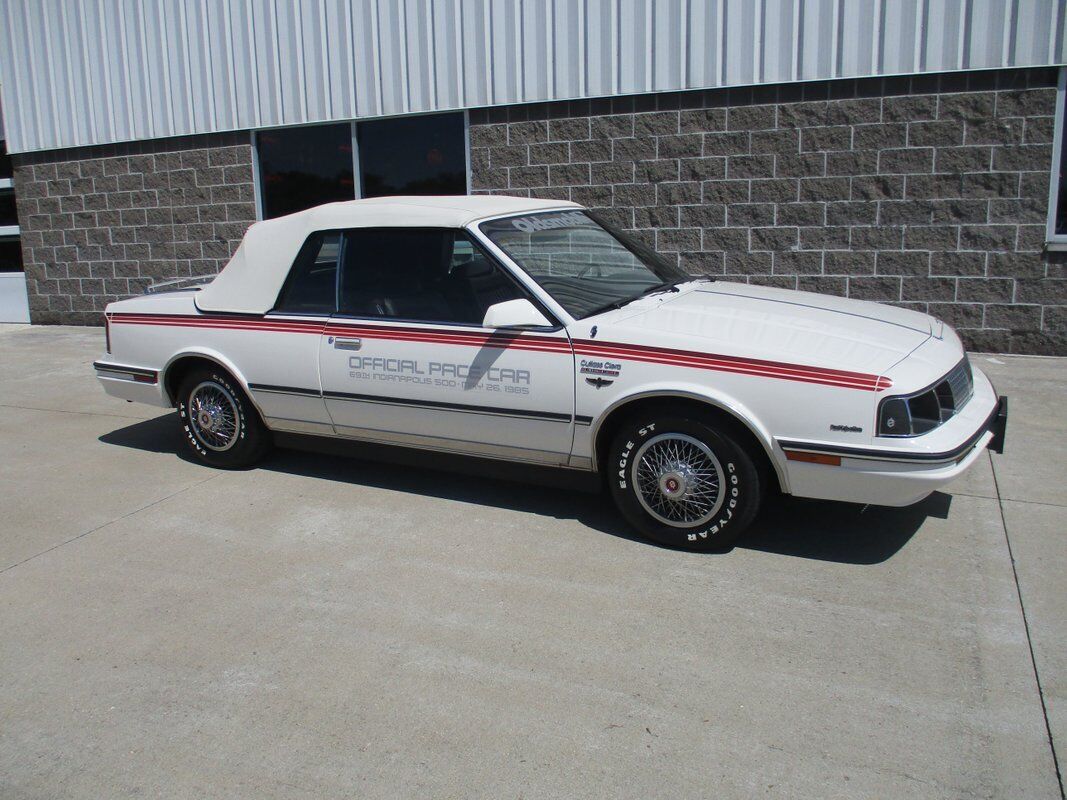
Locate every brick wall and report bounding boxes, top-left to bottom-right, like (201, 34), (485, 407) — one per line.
(470, 68), (1066, 355)
(10, 68), (1066, 353)
(13, 132), (256, 325)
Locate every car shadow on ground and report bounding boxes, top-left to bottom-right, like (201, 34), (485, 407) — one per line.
(100, 414), (951, 565)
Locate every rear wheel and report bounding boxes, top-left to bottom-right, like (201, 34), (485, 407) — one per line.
(607, 413), (762, 551)
(176, 366), (271, 468)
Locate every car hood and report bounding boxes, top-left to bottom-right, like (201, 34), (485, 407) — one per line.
(598, 281), (933, 377)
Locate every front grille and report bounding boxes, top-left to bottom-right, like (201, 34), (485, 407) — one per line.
(944, 357), (974, 410)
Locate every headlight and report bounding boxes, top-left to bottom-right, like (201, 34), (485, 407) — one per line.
(877, 357), (974, 437)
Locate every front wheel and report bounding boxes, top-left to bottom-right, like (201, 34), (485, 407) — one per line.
(607, 413), (762, 551)
(176, 366), (272, 468)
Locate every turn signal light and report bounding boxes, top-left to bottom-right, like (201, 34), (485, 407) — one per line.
(784, 450), (841, 466)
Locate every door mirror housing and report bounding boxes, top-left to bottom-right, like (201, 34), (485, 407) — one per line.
(482, 298), (552, 329)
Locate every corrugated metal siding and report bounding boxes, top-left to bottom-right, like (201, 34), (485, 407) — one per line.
(1, 0), (1064, 154)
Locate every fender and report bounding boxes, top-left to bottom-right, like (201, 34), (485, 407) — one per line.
(585, 385), (790, 493)
(161, 347), (270, 422)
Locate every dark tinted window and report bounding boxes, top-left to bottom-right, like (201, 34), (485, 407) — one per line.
(1057, 115), (1067, 236)
(256, 124), (354, 219)
(0, 191), (17, 226)
(0, 141), (12, 181)
(275, 232), (341, 313)
(339, 229), (522, 324)
(0, 239), (23, 272)
(358, 113), (466, 197)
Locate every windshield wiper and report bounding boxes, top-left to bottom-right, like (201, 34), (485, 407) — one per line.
(582, 296), (635, 317)
(639, 275), (713, 298)
(576, 277), (708, 317)
(638, 280), (682, 298)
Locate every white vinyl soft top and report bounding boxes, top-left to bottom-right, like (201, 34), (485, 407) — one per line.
(195, 195), (581, 315)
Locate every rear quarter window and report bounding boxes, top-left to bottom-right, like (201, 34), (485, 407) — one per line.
(274, 232), (341, 314)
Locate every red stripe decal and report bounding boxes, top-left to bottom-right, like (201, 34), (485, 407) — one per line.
(109, 313), (890, 391)
(572, 338), (882, 382)
(571, 338), (891, 391)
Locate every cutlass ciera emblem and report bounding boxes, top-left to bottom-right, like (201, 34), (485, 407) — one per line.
(586, 377), (613, 389)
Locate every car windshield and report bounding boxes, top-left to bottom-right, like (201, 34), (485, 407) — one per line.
(478, 210), (689, 319)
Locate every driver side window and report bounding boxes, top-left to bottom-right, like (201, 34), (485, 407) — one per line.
(338, 228), (523, 325)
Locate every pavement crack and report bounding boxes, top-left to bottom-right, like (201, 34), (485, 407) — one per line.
(0, 474), (220, 576)
(991, 453), (1066, 800)
(944, 490), (999, 501)
(997, 497), (1067, 509)
(0, 402), (149, 421)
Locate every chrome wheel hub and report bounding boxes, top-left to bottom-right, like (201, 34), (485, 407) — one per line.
(658, 470), (688, 498)
(632, 433), (726, 528)
(189, 381), (239, 452)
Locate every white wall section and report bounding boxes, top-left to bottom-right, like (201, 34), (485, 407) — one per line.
(0, 0), (1064, 154)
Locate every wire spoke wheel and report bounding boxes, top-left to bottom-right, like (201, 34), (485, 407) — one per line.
(632, 433), (725, 528)
(188, 380), (240, 452)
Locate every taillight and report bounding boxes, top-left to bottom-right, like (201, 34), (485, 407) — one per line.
(104, 314), (111, 354)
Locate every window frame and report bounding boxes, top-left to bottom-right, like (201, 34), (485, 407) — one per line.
(0, 185), (21, 229)
(332, 225), (561, 329)
(476, 209), (688, 321)
(251, 111), (471, 222)
(270, 229), (345, 317)
(0, 138), (21, 270)
(252, 123), (358, 221)
(1046, 67), (1067, 251)
(0, 235), (25, 273)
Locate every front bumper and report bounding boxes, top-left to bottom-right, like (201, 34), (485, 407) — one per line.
(988, 395), (1008, 454)
(780, 387), (1008, 508)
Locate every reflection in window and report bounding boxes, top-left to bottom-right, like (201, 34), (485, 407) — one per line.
(0, 239), (23, 272)
(480, 211), (684, 319)
(256, 124), (354, 219)
(358, 113), (466, 197)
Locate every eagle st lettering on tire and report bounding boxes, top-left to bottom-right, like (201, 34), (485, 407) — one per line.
(175, 366), (272, 469)
(607, 412), (762, 551)
(617, 423), (655, 489)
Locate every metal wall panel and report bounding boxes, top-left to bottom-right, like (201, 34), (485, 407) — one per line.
(0, 0), (1064, 153)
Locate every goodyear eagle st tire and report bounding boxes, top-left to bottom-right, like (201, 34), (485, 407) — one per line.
(176, 366), (272, 468)
(608, 414), (761, 551)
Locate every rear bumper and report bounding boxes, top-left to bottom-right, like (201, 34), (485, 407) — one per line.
(94, 360), (170, 407)
(781, 394), (1008, 507)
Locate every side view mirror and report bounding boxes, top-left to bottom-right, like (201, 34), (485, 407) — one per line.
(482, 298), (552, 329)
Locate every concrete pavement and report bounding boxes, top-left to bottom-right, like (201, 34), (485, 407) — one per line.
(0, 324), (1064, 799)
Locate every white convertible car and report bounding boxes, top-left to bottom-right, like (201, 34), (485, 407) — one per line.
(95, 196), (1007, 550)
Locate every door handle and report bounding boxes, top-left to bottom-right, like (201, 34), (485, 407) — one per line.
(333, 337), (362, 351)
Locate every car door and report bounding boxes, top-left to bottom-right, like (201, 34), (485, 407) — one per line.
(244, 231), (338, 435)
(318, 227), (576, 465)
